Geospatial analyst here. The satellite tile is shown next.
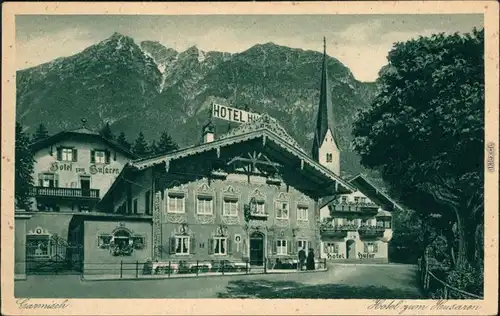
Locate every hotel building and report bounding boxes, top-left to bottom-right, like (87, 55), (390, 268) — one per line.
(14, 40), (400, 277)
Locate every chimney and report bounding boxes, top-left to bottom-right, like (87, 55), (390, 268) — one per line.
(202, 121), (215, 143)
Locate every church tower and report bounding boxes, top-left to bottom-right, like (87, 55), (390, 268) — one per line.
(312, 37), (341, 176)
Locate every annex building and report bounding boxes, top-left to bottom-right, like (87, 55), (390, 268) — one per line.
(14, 40), (400, 278)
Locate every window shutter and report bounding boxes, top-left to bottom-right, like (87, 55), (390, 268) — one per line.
(374, 243), (379, 253)
(105, 150), (111, 164)
(364, 243), (368, 253)
(227, 238), (233, 255)
(57, 147), (62, 161)
(296, 241), (301, 253)
(287, 240), (292, 255)
(335, 244), (339, 253)
(113, 151), (117, 161)
(90, 150), (95, 163)
(72, 149), (77, 162)
(190, 237), (196, 254)
(208, 238), (214, 255)
(54, 174), (59, 188)
(169, 237), (176, 254)
(272, 240), (277, 255)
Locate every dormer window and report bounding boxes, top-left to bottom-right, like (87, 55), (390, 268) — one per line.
(326, 153), (333, 162)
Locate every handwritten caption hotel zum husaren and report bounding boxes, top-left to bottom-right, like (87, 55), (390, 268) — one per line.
(368, 299), (481, 314)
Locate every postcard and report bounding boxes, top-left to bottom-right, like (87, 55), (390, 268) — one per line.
(1, 1), (498, 315)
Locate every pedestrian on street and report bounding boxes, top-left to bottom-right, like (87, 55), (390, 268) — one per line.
(306, 248), (315, 270)
(298, 247), (306, 271)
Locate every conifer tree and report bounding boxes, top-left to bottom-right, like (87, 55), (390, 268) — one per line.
(156, 131), (179, 154)
(16, 122), (35, 210)
(149, 140), (159, 155)
(116, 132), (131, 150)
(133, 132), (149, 157)
(99, 122), (114, 140)
(32, 123), (49, 142)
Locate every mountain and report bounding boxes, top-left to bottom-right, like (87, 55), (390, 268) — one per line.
(16, 33), (380, 179)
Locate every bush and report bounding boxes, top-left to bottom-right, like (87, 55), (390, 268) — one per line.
(446, 261), (484, 296)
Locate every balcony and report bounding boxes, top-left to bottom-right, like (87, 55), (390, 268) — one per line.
(330, 201), (379, 214)
(320, 223), (358, 238)
(358, 225), (385, 238)
(31, 186), (100, 200)
(248, 210), (269, 220)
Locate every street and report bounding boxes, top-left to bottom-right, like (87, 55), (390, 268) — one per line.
(15, 263), (423, 299)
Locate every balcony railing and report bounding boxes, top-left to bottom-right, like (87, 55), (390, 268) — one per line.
(249, 211), (269, 219)
(358, 225), (385, 238)
(320, 224), (358, 237)
(31, 186), (100, 199)
(330, 201), (379, 214)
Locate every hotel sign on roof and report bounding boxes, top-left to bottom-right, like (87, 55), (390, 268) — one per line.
(212, 103), (261, 124)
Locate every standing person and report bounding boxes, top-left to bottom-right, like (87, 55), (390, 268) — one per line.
(298, 247), (306, 271)
(306, 248), (316, 270)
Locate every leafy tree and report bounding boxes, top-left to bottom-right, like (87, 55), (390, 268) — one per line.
(99, 122), (114, 140)
(156, 131), (179, 154)
(116, 131), (131, 150)
(133, 132), (149, 157)
(16, 122), (35, 210)
(32, 123), (49, 142)
(353, 29), (484, 267)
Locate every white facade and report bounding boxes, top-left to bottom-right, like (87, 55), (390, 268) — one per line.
(317, 129), (340, 176)
(31, 134), (132, 212)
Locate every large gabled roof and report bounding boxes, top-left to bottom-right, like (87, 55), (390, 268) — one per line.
(348, 174), (404, 212)
(30, 127), (137, 159)
(98, 115), (357, 208)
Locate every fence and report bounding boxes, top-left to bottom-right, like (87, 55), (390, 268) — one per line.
(83, 258), (328, 279)
(418, 256), (483, 299)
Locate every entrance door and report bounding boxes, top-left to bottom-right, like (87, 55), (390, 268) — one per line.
(249, 232), (264, 266)
(80, 176), (90, 197)
(346, 240), (356, 259)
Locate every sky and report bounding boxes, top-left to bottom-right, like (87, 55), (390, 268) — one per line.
(16, 14), (483, 82)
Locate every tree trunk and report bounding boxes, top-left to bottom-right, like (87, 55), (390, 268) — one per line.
(453, 206), (469, 267)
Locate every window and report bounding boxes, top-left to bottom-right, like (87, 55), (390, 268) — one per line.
(354, 197), (360, 203)
(384, 220), (392, 228)
(61, 148), (74, 162)
(346, 219), (355, 226)
(197, 197), (213, 215)
(95, 150), (106, 164)
(361, 219), (368, 226)
(38, 173), (58, 188)
(341, 196), (348, 203)
(276, 202), (289, 219)
(364, 242), (378, 253)
(214, 237), (227, 255)
(277, 240), (287, 255)
(360, 197), (367, 203)
(145, 191), (151, 215)
(255, 202), (265, 215)
(297, 207), (308, 221)
(133, 198), (138, 214)
(175, 236), (190, 255)
(326, 153), (333, 162)
(326, 242), (339, 254)
(223, 199), (238, 216)
(297, 240), (308, 251)
(167, 195), (185, 213)
(376, 220), (384, 228)
(91, 149), (110, 164)
(26, 235), (51, 258)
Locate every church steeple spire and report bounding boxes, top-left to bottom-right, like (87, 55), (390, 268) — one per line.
(312, 37), (341, 175)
